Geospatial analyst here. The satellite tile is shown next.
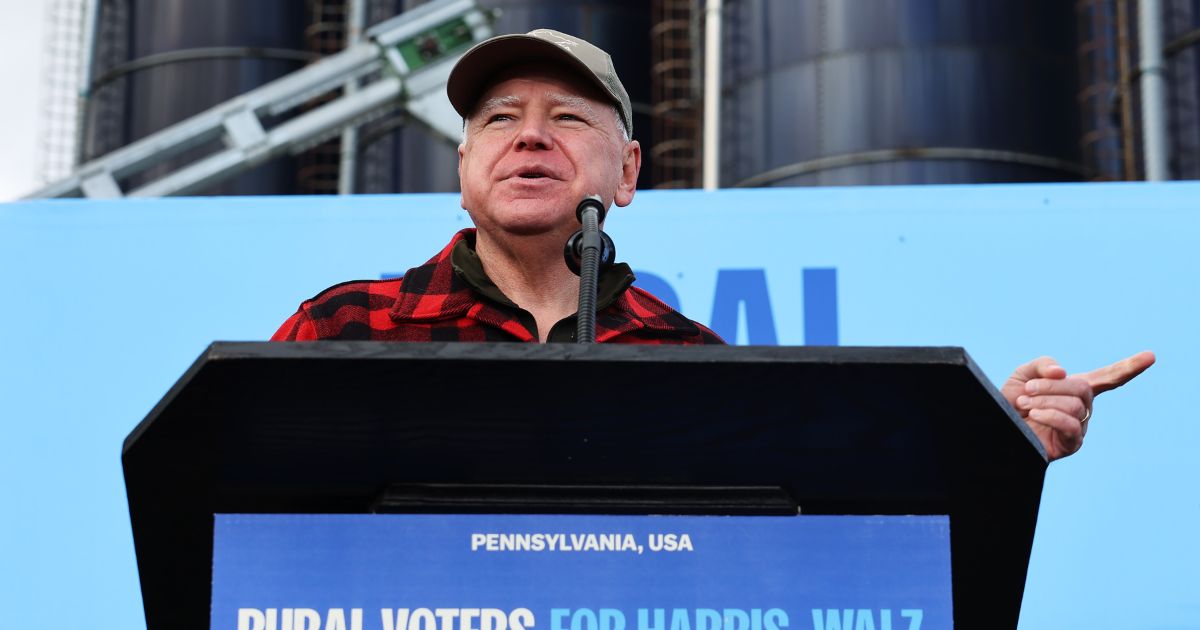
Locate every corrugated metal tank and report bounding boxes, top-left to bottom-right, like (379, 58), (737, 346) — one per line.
(719, 0), (1086, 187)
(83, 0), (308, 195)
(1165, 0), (1200, 178)
(359, 0), (654, 193)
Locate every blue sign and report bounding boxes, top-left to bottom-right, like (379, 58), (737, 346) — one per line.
(212, 514), (952, 630)
(0, 182), (1194, 629)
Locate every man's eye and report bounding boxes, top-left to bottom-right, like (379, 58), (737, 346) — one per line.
(488, 114), (513, 123)
(557, 113), (583, 122)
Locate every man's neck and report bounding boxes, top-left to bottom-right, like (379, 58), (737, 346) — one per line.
(474, 230), (579, 342)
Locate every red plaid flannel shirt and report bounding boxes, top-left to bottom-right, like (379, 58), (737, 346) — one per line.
(272, 229), (724, 344)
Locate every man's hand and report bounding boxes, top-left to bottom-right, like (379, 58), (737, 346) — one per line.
(1001, 351), (1156, 461)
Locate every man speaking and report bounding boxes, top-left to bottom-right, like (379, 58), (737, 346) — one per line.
(273, 28), (1153, 461)
(274, 29), (717, 346)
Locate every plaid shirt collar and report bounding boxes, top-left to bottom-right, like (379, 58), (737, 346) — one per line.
(388, 228), (698, 342)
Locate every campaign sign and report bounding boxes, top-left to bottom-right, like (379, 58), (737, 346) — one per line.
(211, 514), (951, 630)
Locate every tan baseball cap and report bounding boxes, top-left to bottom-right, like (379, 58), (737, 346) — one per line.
(447, 28), (633, 136)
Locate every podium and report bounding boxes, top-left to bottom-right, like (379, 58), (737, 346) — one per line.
(123, 342), (1047, 629)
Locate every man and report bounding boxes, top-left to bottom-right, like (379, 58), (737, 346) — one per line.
(274, 28), (1154, 461)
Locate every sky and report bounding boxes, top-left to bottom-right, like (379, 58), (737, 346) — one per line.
(1, 1), (51, 202)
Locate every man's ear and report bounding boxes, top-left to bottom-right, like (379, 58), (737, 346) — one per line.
(614, 139), (642, 207)
(457, 142), (467, 208)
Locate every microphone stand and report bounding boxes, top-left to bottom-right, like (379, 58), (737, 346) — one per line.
(564, 195), (616, 343)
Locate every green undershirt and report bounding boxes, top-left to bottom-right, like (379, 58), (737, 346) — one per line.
(450, 237), (635, 342)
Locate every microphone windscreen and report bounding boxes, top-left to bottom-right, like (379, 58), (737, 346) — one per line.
(575, 195), (606, 223)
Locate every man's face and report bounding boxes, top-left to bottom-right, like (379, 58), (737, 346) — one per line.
(457, 63), (641, 240)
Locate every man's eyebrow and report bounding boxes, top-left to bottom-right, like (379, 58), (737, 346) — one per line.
(474, 95), (522, 118)
(546, 93), (598, 117)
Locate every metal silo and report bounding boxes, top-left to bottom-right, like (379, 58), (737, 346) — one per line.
(83, 0), (309, 195)
(358, 0), (654, 194)
(719, 0), (1087, 187)
(1076, 0), (1135, 181)
(1164, 0), (1200, 179)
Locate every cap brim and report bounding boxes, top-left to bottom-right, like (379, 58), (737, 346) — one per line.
(447, 34), (618, 120)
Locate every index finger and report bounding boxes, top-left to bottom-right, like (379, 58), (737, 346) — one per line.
(1076, 350), (1156, 395)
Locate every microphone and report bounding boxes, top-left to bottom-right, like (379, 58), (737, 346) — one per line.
(563, 196), (616, 275)
(563, 195), (617, 343)
(576, 194), (607, 223)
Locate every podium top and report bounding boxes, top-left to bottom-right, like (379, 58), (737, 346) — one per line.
(124, 342), (1046, 629)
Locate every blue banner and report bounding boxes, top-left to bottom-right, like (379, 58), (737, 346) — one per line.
(212, 514), (951, 630)
(1, 182), (1194, 629)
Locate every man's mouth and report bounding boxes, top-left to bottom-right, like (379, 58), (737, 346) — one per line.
(508, 166), (558, 180)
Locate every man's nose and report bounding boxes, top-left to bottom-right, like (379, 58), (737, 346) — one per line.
(513, 116), (553, 150)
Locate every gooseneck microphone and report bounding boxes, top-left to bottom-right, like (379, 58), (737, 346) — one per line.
(563, 195), (616, 343)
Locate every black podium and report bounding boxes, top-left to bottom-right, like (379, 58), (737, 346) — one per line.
(123, 342), (1047, 629)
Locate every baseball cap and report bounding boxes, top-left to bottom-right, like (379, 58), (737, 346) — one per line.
(447, 28), (633, 136)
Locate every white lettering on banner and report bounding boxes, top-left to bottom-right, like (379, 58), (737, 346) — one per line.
(470, 532), (695, 553)
(481, 609), (509, 630)
(647, 534), (693, 552)
(239, 609), (265, 630)
(237, 609), (364, 630)
(384, 609), (534, 630)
